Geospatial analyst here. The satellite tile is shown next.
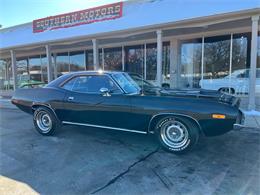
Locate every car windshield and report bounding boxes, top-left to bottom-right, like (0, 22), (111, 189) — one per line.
(112, 73), (140, 94)
(128, 73), (157, 88)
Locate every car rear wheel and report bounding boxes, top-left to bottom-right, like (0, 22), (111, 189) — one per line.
(33, 107), (59, 135)
(155, 116), (199, 154)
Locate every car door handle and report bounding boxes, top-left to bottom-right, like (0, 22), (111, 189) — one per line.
(68, 96), (74, 101)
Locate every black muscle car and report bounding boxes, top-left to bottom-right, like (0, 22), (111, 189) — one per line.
(11, 71), (244, 154)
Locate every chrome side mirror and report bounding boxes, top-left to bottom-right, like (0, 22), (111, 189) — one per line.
(100, 88), (111, 96)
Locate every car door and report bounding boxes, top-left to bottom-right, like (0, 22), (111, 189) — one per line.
(61, 74), (134, 130)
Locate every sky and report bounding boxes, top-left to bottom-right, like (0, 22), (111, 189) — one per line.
(0, 0), (123, 28)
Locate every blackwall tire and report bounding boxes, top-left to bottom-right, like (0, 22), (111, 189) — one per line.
(155, 116), (199, 154)
(33, 107), (59, 136)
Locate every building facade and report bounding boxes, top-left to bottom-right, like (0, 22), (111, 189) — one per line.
(0, 0), (259, 110)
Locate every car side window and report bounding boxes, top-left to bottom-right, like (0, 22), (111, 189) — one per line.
(62, 75), (122, 94)
(62, 77), (77, 91)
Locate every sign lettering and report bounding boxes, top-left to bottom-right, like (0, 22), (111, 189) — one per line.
(33, 2), (123, 33)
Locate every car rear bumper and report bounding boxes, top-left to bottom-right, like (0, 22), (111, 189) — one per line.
(233, 110), (245, 130)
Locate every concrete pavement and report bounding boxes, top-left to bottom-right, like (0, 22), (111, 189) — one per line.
(0, 105), (260, 194)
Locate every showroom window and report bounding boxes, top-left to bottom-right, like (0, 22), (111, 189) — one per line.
(40, 55), (49, 82)
(257, 33), (260, 68)
(17, 58), (30, 87)
(204, 35), (231, 80)
(179, 33), (252, 95)
(0, 59), (12, 90)
(69, 51), (85, 72)
(124, 43), (170, 83)
(180, 38), (202, 88)
(231, 33), (250, 94)
(162, 42), (170, 85)
(125, 45), (145, 77)
(145, 42), (170, 82)
(86, 50), (94, 70)
(99, 49), (103, 69)
(56, 52), (69, 77)
(104, 47), (122, 71)
(29, 55), (43, 82)
(146, 43), (157, 80)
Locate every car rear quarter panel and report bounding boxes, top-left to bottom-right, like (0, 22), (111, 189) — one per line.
(12, 87), (66, 120)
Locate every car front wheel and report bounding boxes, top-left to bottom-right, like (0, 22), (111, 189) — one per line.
(155, 116), (199, 154)
(33, 107), (59, 135)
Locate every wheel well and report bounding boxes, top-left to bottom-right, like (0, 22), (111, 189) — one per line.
(148, 114), (202, 134)
(32, 104), (60, 121)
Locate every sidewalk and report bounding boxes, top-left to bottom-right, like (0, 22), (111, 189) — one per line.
(242, 110), (260, 129)
(0, 95), (259, 129)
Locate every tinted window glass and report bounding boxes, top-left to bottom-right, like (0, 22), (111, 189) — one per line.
(62, 77), (77, 91)
(62, 75), (121, 93)
(125, 45), (144, 76)
(104, 47), (122, 71)
(180, 38), (202, 88)
(112, 73), (140, 94)
(70, 51), (85, 72)
(204, 35), (231, 80)
(56, 52), (69, 77)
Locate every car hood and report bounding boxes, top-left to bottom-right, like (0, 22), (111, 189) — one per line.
(142, 87), (240, 108)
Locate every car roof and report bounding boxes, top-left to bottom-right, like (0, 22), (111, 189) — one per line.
(68, 70), (124, 76)
(46, 71), (125, 88)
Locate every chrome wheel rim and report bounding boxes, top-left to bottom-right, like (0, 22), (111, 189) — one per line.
(160, 120), (189, 149)
(36, 111), (52, 133)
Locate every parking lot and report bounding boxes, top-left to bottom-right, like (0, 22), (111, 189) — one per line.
(0, 106), (260, 195)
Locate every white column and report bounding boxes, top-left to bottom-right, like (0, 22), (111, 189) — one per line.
(248, 15), (259, 110)
(84, 51), (87, 71)
(10, 50), (17, 90)
(156, 30), (163, 86)
(200, 36), (205, 88)
(122, 45), (125, 71)
(53, 53), (58, 79)
(92, 39), (100, 70)
(170, 39), (179, 88)
(102, 48), (105, 70)
(187, 45), (194, 88)
(144, 43), (147, 80)
(229, 33), (233, 94)
(45, 45), (53, 83)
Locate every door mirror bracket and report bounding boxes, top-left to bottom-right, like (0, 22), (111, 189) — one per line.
(100, 88), (111, 97)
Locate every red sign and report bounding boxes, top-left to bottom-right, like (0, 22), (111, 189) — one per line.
(33, 2), (123, 33)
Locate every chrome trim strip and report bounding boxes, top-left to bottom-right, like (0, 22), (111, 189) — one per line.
(62, 121), (147, 134)
(148, 113), (202, 133)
